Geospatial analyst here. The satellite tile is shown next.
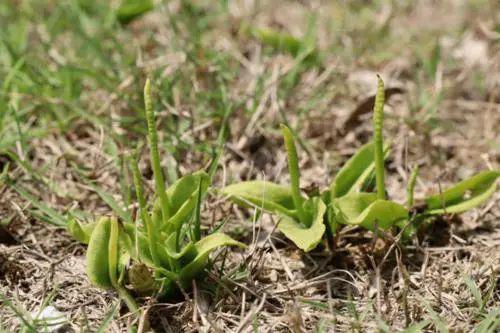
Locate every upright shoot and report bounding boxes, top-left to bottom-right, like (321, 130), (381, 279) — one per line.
(373, 75), (386, 200)
(280, 124), (307, 225)
(144, 79), (171, 222)
(130, 153), (161, 267)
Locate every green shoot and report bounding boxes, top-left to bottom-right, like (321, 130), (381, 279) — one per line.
(107, 218), (138, 313)
(280, 124), (307, 225)
(144, 79), (171, 223)
(373, 75), (386, 200)
(130, 153), (161, 267)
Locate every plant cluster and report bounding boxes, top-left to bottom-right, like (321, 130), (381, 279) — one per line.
(70, 77), (499, 315)
(69, 80), (245, 313)
(224, 76), (500, 251)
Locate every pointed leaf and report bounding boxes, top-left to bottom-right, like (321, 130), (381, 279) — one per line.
(333, 193), (408, 230)
(165, 233), (196, 261)
(277, 197), (326, 252)
(179, 233), (245, 283)
(120, 226), (154, 266)
(222, 180), (296, 217)
(330, 142), (390, 199)
(153, 171), (210, 231)
(425, 171), (499, 215)
(11, 184), (67, 226)
(67, 218), (96, 244)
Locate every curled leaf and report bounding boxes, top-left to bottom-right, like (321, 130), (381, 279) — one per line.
(68, 218), (96, 244)
(277, 198), (326, 252)
(179, 233), (246, 283)
(165, 233), (196, 262)
(86, 217), (113, 289)
(330, 142), (390, 199)
(222, 180), (296, 217)
(424, 170), (500, 215)
(153, 171), (210, 232)
(333, 193), (408, 231)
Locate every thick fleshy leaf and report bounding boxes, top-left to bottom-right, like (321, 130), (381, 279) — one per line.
(68, 219), (96, 244)
(86, 217), (113, 289)
(333, 193), (408, 230)
(165, 233), (196, 261)
(277, 198), (326, 252)
(424, 170), (500, 215)
(120, 227), (154, 265)
(152, 171), (210, 231)
(222, 180), (296, 217)
(330, 142), (390, 199)
(179, 233), (245, 283)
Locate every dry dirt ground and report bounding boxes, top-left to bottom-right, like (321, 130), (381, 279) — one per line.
(0, 0), (499, 332)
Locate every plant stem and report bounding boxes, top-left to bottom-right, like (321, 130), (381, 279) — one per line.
(108, 217), (139, 313)
(373, 75), (386, 200)
(116, 285), (139, 313)
(406, 166), (419, 207)
(144, 79), (172, 223)
(130, 153), (161, 267)
(280, 124), (307, 225)
(192, 179), (203, 241)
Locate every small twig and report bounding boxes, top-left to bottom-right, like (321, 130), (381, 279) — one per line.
(235, 293), (266, 333)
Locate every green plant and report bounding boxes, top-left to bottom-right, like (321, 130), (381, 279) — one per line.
(331, 76), (499, 237)
(223, 76), (499, 251)
(70, 79), (245, 311)
(116, 0), (154, 25)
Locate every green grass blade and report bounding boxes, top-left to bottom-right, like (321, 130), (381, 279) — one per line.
(95, 302), (119, 333)
(0, 293), (36, 332)
(11, 184), (67, 226)
(85, 181), (132, 224)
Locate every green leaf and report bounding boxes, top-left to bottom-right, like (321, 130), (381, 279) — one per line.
(277, 198), (326, 252)
(425, 171), (500, 215)
(333, 193), (408, 230)
(179, 233), (245, 283)
(86, 217), (112, 289)
(116, 0), (154, 25)
(330, 142), (390, 199)
(165, 233), (196, 261)
(475, 308), (500, 333)
(240, 24), (320, 64)
(67, 218), (96, 244)
(120, 226), (154, 265)
(222, 180), (296, 217)
(153, 171), (210, 232)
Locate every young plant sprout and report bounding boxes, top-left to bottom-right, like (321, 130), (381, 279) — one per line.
(223, 76), (499, 251)
(70, 79), (245, 311)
